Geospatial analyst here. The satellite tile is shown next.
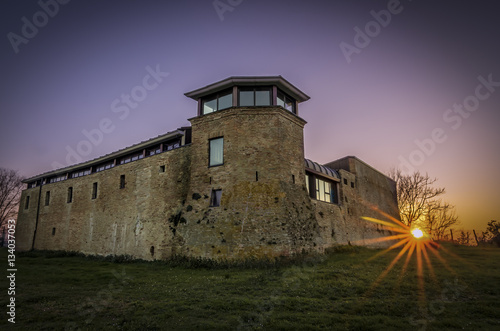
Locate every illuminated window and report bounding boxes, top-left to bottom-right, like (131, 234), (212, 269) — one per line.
(306, 172), (338, 204)
(209, 137), (224, 167)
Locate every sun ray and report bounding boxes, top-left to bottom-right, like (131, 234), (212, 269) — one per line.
(361, 201), (410, 230)
(352, 233), (410, 246)
(365, 236), (412, 262)
(421, 242), (437, 284)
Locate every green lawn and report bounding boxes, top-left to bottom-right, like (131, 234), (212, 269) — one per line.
(1, 243), (499, 330)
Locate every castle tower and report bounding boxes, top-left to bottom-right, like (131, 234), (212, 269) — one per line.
(176, 76), (319, 258)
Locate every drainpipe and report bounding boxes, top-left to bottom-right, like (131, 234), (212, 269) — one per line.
(31, 178), (43, 251)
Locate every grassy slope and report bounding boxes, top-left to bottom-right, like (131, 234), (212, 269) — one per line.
(0, 244), (499, 330)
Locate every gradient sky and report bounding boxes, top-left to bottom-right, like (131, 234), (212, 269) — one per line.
(1, 0), (499, 232)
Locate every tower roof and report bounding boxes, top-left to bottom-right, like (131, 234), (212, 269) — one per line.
(185, 76), (310, 102)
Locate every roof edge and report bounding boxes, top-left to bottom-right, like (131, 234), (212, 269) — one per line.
(185, 76), (310, 102)
(23, 129), (187, 183)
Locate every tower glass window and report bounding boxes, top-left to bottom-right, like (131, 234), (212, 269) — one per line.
(277, 89), (296, 114)
(202, 89), (232, 115)
(239, 87), (271, 106)
(209, 137), (224, 167)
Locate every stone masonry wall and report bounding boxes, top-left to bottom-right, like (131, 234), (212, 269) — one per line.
(16, 146), (191, 260)
(174, 107), (320, 259)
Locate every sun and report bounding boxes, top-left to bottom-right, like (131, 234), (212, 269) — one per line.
(357, 209), (459, 308)
(411, 228), (424, 239)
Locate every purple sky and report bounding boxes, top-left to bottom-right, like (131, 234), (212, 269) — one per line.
(1, 0), (499, 232)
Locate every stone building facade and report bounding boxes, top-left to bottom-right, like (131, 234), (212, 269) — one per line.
(16, 76), (399, 260)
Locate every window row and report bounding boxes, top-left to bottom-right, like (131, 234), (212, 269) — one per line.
(201, 87), (296, 115)
(305, 173), (339, 204)
(25, 165), (169, 209)
(27, 139), (181, 188)
(25, 182), (99, 209)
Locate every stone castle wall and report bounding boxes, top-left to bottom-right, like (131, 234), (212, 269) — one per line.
(16, 108), (399, 260)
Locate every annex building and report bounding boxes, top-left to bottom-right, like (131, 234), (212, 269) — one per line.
(16, 76), (399, 260)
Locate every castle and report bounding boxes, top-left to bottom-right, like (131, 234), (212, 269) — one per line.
(16, 76), (399, 260)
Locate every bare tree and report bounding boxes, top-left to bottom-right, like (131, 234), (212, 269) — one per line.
(0, 168), (25, 227)
(457, 230), (471, 245)
(388, 169), (445, 227)
(485, 220), (500, 247)
(425, 201), (460, 240)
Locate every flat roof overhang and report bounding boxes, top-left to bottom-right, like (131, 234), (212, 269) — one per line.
(184, 76), (310, 103)
(23, 129), (186, 183)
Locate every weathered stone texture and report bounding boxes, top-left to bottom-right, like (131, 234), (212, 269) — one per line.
(17, 108), (399, 260)
(17, 146), (191, 260)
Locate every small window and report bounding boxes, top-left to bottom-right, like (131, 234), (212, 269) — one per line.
(52, 228), (56, 236)
(256, 171), (259, 182)
(25, 196), (30, 210)
(209, 137), (224, 167)
(159, 165), (165, 173)
(92, 182), (98, 199)
(210, 189), (222, 207)
(45, 191), (50, 206)
(305, 174), (310, 194)
(120, 175), (126, 189)
(292, 174), (295, 184)
(67, 187), (73, 203)
(343, 178), (347, 185)
(351, 182), (354, 188)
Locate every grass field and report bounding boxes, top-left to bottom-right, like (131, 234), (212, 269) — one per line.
(1, 243), (499, 330)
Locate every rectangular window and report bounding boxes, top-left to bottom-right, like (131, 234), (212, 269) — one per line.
(209, 137), (224, 167)
(52, 228), (56, 236)
(218, 90), (232, 110)
(277, 89), (296, 113)
(239, 89), (254, 106)
(49, 174), (67, 183)
(92, 182), (98, 199)
(95, 161), (114, 172)
(202, 89), (233, 115)
(305, 174), (310, 194)
(203, 96), (217, 114)
(239, 87), (271, 106)
(210, 189), (222, 207)
(120, 175), (126, 189)
(255, 88), (271, 106)
(147, 145), (162, 156)
(159, 165), (165, 173)
(45, 191), (50, 206)
(25, 196), (30, 210)
(67, 187), (73, 203)
(71, 169), (91, 178)
(309, 175), (337, 204)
